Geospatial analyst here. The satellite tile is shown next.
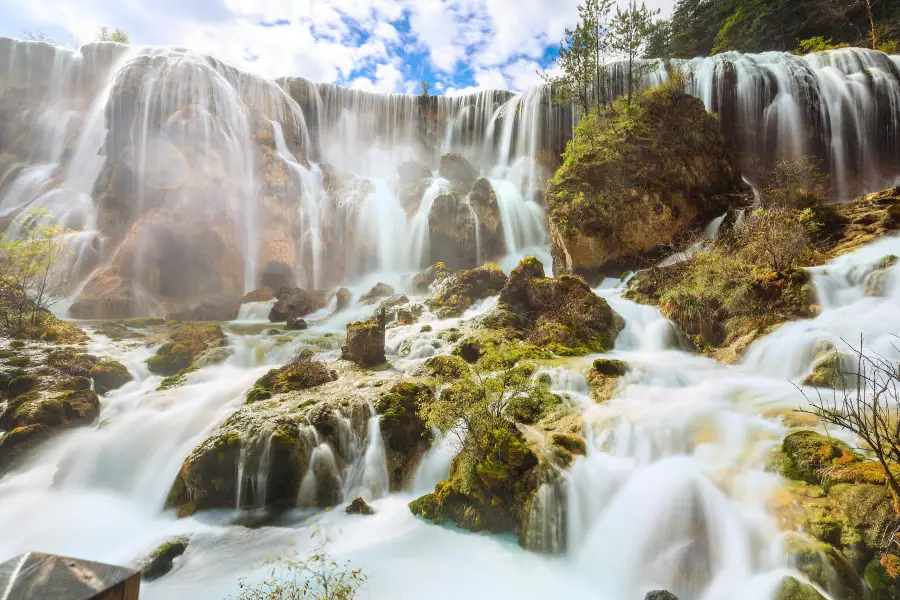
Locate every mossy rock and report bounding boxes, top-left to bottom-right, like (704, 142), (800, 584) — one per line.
(550, 433), (586, 456)
(374, 382), (433, 489)
(46, 348), (97, 378)
(57, 377), (92, 392)
(422, 355), (471, 379)
(91, 359), (132, 394)
(93, 321), (144, 340)
(426, 263), (508, 318)
(4, 356), (30, 368)
(140, 537), (190, 581)
(157, 365), (199, 391)
(865, 555), (900, 600)
(785, 536), (865, 600)
(341, 318), (386, 366)
(346, 497), (374, 515)
(592, 358), (629, 377)
(781, 430), (898, 488)
(3, 389), (100, 431)
(803, 351), (853, 388)
(146, 323), (225, 376)
(8, 374), (39, 398)
(774, 576), (827, 600)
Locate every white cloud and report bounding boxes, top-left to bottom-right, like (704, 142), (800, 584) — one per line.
(0, 0), (678, 93)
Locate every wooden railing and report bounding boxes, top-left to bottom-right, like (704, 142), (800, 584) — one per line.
(0, 552), (140, 599)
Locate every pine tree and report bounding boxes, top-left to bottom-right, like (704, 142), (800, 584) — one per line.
(609, 0), (659, 105)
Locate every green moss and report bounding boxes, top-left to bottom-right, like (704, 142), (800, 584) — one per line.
(420, 324), (433, 332)
(46, 349), (96, 377)
(157, 365), (200, 391)
(57, 377), (92, 392)
(125, 318), (166, 328)
(346, 497), (375, 515)
(774, 576), (827, 600)
(423, 355), (471, 378)
(91, 359), (132, 394)
(592, 358), (629, 377)
(4, 356), (29, 367)
(10, 341), (25, 349)
(8, 374), (39, 398)
(146, 323), (225, 375)
(551, 433), (586, 456)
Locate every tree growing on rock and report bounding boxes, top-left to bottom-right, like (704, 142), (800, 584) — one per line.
(0, 212), (72, 338)
(608, 0), (660, 105)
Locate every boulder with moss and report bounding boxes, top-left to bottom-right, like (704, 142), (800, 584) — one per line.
(140, 537), (189, 581)
(268, 287), (332, 322)
(547, 82), (742, 280)
(245, 350), (336, 403)
(346, 497), (375, 515)
(413, 262), (451, 294)
(167, 386), (372, 514)
(145, 323), (226, 376)
(497, 257), (623, 355)
(374, 381), (433, 488)
(409, 422), (538, 537)
(426, 263), (508, 318)
(341, 315), (386, 366)
(90, 359), (132, 394)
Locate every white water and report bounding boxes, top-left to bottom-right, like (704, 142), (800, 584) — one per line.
(0, 234), (896, 598)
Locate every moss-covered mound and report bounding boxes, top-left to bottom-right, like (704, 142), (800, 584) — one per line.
(626, 250), (815, 351)
(341, 316), (386, 366)
(781, 430), (898, 487)
(497, 257), (623, 355)
(409, 422), (538, 536)
(145, 323), (226, 376)
(90, 359), (132, 395)
(374, 381), (433, 489)
(140, 537), (189, 581)
(817, 187), (900, 258)
(547, 82), (742, 280)
(245, 350), (336, 403)
(426, 263), (508, 318)
(167, 391), (371, 514)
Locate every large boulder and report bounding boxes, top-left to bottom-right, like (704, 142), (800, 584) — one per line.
(439, 153), (478, 191)
(426, 263), (508, 318)
(547, 83), (742, 280)
(359, 283), (395, 305)
(498, 257), (623, 355)
(341, 315), (387, 366)
(145, 323), (226, 376)
(69, 268), (148, 319)
(245, 349), (337, 403)
(374, 382), (433, 488)
(268, 287), (330, 322)
(167, 388), (372, 514)
(413, 262), (451, 294)
(427, 191), (503, 270)
(90, 359), (132, 395)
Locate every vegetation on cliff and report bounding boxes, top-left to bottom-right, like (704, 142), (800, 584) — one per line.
(547, 78), (741, 278)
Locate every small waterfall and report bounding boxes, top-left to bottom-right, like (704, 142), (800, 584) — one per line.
(524, 476), (568, 554)
(343, 411), (390, 501)
(411, 429), (458, 494)
(254, 430), (275, 508)
(235, 441), (247, 510)
(297, 443), (341, 508)
(408, 178), (449, 269)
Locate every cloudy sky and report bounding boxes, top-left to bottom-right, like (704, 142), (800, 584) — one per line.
(0, 0), (675, 94)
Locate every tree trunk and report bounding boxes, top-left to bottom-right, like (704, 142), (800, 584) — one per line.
(865, 0), (877, 49)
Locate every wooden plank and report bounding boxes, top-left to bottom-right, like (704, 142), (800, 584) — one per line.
(0, 552), (140, 600)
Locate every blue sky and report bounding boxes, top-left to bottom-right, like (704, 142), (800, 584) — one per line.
(0, 0), (674, 94)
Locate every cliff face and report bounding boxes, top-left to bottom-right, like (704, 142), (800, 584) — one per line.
(547, 83), (743, 280)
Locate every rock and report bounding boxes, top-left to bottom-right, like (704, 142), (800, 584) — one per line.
(269, 287), (320, 322)
(803, 350), (853, 388)
(864, 555), (900, 600)
(427, 192), (502, 270)
(409, 422), (538, 537)
(241, 286), (277, 303)
(469, 177), (502, 243)
(69, 268), (145, 320)
(167, 392), (371, 513)
(547, 84), (741, 280)
(773, 577), (826, 600)
(379, 294), (409, 310)
(92, 321), (143, 340)
(645, 592), (679, 600)
(374, 382), (433, 488)
(592, 358), (629, 377)
(245, 350), (336, 403)
(285, 317), (307, 331)
(165, 293), (241, 321)
(8, 374), (39, 398)
(359, 282), (395, 305)
(345, 497), (374, 515)
(413, 262), (451, 294)
(145, 323), (225, 376)
(497, 257), (623, 355)
(90, 359), (132, 395)
(140, 537), (189, 581)
(341, 315), (386, 366)
(439, 153), (478, 191)
(780, 430), (896, 487)
(398, 160), (432, 183)
(335, 287), (352, 312)
(784, 536), (865, 600)
(426, 263), (508, 318)
(0, 389), (100, 435)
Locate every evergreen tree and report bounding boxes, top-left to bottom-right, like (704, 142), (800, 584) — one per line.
(97, 26), (131, 44)
(609, 0), (659, 105)
(541, 0), (615, 114)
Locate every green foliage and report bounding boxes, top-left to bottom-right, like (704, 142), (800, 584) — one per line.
(157, 365), (199, 391)
(652, 0), (900, 57)
(97, 26), (130, 44)
(230, 542), (366, 600)
(145, 323), (224, 376)
(796, 36), (851, 54)
(608, 0), (660, 104)
(541, 0), (616, 113)
(0, 211), (74, 340)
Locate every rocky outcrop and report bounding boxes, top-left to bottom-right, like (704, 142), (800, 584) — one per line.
(374, 382), (433, 488)
(285, 317), (307, 331)
(90, 359), (132, 395)
(346, 497), (374, 515)
(69, 268), (149, 320)
(498, 257), (623, 355)
(139, 537), (189, 581)
(0, 341), (104, 472)
(439, 153), (479, 192)
(167, 383), (374, 514)
(645, 592), (678, 600)
(165, 293), (241, 322)
(268, 287), (331, 322)
(341, 315), (386, 366)
(145, 323), (227, 376)
(426, 263), (508, 318)
(427, 190), (504, 271)
(245, 349), (337, 403)
(359, 283), (395, 305)
(547, 83), (742, 280)
(413, 262), (451, 294)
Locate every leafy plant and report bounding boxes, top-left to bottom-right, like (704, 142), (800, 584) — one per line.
(608, 0), (660, 105)
(231, 540), (366, 600)
(97, 26), (131, 44)
(0, 211), (73, 338)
